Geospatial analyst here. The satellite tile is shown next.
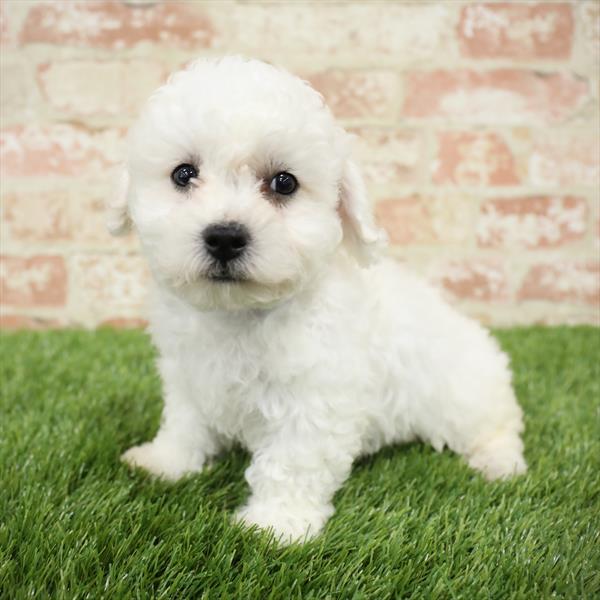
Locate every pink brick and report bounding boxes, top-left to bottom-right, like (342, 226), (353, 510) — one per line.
(71, 195), (131, 246)
(1, 58), (39, 124)
(70, 255), (149, 322)
(226, 4), (452, 62)
(38, 60), (165, 117)
(477, 196), (587, 249)
(528, 133), (600, 187)
(1, 190), (126, 247)
(576, 2), (600, 68)
(0, 255), (67, 307)
(0, 0), (11, 45)
(2, 191), (72, 242)
(99, 317), (148, 329)
(434, 131), (519, 186)
(348, 127), (425, 186)
(519, 262), (600, 304)
(308, 70), (398, 119)
(0, 124), (124, 177)
(376, 195), (472, 245)
(403, 70), (588, 124)
(0, 314), (61, 330)
(19, 1), (215, 48)
(458, 3), (574, 59)
(436, 261), (509, 302)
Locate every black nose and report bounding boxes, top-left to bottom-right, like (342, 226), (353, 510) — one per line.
(202, 222), (250, 263)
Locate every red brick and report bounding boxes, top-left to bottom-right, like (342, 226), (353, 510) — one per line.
(38, 60), (165, 117)
(519, 262), (600, 304)
(0, 125), (124, 177)
(458, 3), (573, 60)
(477, 196), (587, 249)
(376, 194), (472, 245)
(0, 314), (61, 330)
(348, 127), (424, 186)
(435, 261), (509, 301)
(0, 256), (67, 307)
(308, 70), (398, 119)
(434, 131), (519, 186)
(403, 70), (588, 124)
(19, 1), (214, 48)
(528, 133), (600, 187)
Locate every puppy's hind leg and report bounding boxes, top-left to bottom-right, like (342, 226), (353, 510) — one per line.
(450, 386), (527, 481)
(465, 424), (527, 481)
(429, 339), (527, 481)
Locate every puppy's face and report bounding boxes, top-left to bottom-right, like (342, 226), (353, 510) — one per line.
(111, 58), (384, 310)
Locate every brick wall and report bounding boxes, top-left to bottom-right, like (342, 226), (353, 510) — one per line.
(1, 0), (598, 328)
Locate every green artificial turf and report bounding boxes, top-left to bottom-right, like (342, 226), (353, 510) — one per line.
(1, 327), (599, 599)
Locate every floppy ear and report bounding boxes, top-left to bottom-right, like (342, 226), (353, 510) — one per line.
(339, 159), (387, 265)
(106, 166), (132, 236)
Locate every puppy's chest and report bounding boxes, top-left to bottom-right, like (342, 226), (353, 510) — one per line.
(176, 324), (311, 441)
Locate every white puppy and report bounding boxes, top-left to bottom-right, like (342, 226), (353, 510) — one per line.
(109, 56), (526, 543)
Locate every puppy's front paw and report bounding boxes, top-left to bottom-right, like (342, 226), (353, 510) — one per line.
(235, 500), (333, 545)
(121, 441), (204, 481)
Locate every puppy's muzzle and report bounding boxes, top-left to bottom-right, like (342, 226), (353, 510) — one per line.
(202, 222), (250, 264)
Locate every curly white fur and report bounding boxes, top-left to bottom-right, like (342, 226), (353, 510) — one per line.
(112, 57), (526, 544)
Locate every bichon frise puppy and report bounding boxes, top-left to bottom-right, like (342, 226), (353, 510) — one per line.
(109, 56), (526, 543)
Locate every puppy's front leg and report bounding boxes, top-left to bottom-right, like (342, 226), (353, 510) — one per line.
(236, 418), (360, 543)
(122, 367), (220, 481)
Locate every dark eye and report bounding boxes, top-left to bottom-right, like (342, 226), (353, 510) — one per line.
(171, 163), (198, 188)
(269, 172), (298, 195)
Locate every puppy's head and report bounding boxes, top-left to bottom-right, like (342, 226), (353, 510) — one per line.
(109, 57), (386, 310)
